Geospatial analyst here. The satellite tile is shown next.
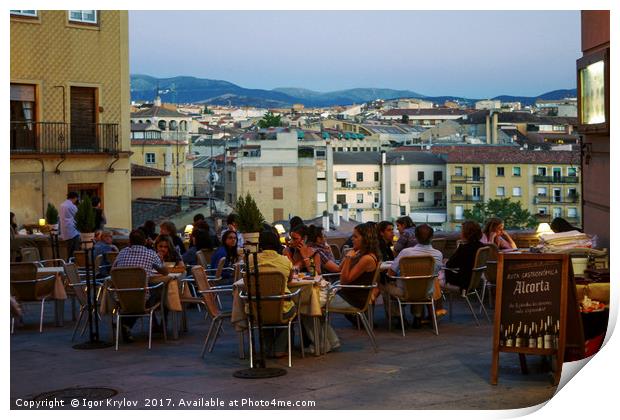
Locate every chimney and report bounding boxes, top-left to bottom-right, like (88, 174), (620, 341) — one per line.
(485, 112), (491, 143)
(342, 204), (350, 221)
(322, 211), (330, 232)
(332, 204), (341, 227)
(492, 112), (499, 144)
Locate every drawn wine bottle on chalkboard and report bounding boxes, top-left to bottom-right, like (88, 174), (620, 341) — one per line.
(544, 316), (553, 349)
(515, 322), (523, 347)
(499, 324), (505, 346)
(537, 319), (544, 348)
(506, 324), (514, 347)
(554, 319), (560, 350)
(529, 322), (537, 348)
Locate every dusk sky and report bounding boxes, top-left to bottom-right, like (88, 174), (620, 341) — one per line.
(129, 10), (581, 98)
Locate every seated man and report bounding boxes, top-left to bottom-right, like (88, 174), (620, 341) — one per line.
(93, 230), (119, 277)
(248, 230), (295, 357)
(385, 224), (443, 328)
(112, 229), (168, 343)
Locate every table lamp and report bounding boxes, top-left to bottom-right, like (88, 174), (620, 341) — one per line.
(38, 218), (46, 227)
(536, 222), (553, 236)
(184, 224), (193, 235)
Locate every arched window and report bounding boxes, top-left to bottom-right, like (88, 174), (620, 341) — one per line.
(138, 120), (143, 124)
(146, 119), (151, 124)
(158, 120), (166, 130)
(180, 120), (187, 131)
(169, 120), (177, 130)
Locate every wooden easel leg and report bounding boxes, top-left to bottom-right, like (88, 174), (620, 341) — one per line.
(518, 353), (529, 374)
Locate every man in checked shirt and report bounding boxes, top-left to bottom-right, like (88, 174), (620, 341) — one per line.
(112, 229), (168, 342)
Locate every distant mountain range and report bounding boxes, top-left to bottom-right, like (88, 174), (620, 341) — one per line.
(130, 74), (576, 108)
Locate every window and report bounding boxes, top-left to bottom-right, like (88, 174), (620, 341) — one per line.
(315, 150), (326, 158)
(356, 172), (364, 182)
(496, 167), (505, 177)
(512, 187), (522, 197)
(454, 186), (463, 196)
(317, 193), (326, 203)
(568, 167), (577, 177)
(352, 147), (358, 152)
(552, 167), (562, 180)
(316, 171), (326, 180)
(553, 188), (561, 202)
(418, 192), (424, 202)
(356, 194), (364, 204)
(472, 186), (481, 199)
(273, 208), (284, 222)
(418, 171), (425, 181)
(169, 120), (178, 130)
(145, 153), (156, 164)
(374, 172), (379, 182)
(455, 166), (463, 176)
(273, 166), (283, 176)
(336, 194), (347, 204)
(249, 171), (256, 181)
(273, 187), (283, 200)
(400, 184), (406, 194)
(496, 187), (505, 197)
(10, 83), (36, 151)
(512, 166), (521, 177)
(567, 207), (578, 218)
(11, 10), (37, 17)
(374, 193), (380, 203)
(400, 206), (407, 216)
(455, 205), (464, 220)
(568, 188), (577, 199)
(68, 10), (97, 24)
(158, 120), (167, 130)
(472, 167), (481, 181)
(537, 167), (547, 176)
(538, 207), (548, 215)
(553, 207), (562, 218)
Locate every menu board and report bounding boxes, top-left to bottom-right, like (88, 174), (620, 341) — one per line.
(491, 253), (570, 386)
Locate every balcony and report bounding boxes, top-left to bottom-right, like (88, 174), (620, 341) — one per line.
(412, 180), (446, 189)
(533, 175), (579, 184)
(450, 175), (485, 183)
(10, 121), (120, 154)
(451, 194), (484, 203)
(533, 194), (580, 204)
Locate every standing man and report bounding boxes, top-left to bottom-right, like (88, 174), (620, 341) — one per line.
(60, 192), (80, 259)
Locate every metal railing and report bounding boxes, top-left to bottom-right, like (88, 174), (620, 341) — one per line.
(450, 175), (485, 183)
(533, 195), (579, 204)
(451, 194), (484, 202)
(10, 121), (120, 153)
(533, 175), (579, 184)
(412, 180), (446, 189)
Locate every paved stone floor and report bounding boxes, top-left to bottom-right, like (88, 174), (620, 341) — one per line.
(10, 297), (558, 410)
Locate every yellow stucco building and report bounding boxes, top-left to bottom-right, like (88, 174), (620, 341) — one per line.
(439, 146), (582, 230)
(10, 10), (132, 229)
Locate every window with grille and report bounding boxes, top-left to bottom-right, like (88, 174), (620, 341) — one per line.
(69, 10), (97, 24)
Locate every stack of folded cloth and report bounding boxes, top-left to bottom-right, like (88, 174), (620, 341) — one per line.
(539, 230), (593, 252)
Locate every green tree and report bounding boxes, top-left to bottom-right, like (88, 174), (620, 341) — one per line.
(234, 192), (265, 233)
(74, 196), (96, 233)
(257, 111), (282, 128)
(462, 198), (538, 230)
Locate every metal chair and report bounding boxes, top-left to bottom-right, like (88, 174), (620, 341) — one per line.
(240, 269), (304, 368)
(20, 247), (41, 262)
(64, 263), (92, 341)
(442, 246), (491, 326)
(10, 262), (56, 333)
(386, 255), (438, 336)
(480, 243), (499, 310)
(430, 238), (447, 254)
(329, 244), (341, 261)
(107, 267), (167, 350)
(190, 265), (245, 358)
(323, 265), (380, 353)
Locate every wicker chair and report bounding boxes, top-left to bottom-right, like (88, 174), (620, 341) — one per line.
(10, 262), (56, 333)
(323, 265), (380, 353)
(386, 255), (438, 336)
(108, 267), (167, 350)
(442, 246), (491, 326)
(240, 269), (304, 368)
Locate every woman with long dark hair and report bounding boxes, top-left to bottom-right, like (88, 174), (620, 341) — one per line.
(444, 221), (485, 290)
(482, 217), (516, 250)
(306, 224), (340, 274)
(210, 230), (240, 280)
(154, 234), (185, 272)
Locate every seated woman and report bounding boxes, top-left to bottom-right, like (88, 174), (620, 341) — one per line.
(329, 223), (379, 311)
(393, 216), (417, 255)
(159, 221), (186, 255)
(550, 217), (582, 233)
(284, 225), (321, 275)
(482, 217), (516, 250)
(182, 227), (213, 266)
(444, 221), (484, 291)
(154, 234), (186, 273)
(305, 225), (340, 274)
(210, 230), (240, 281)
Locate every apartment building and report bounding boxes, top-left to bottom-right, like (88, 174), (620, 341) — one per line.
(234, 129), (327, 223)
(10, 10), (132, 228)
(380, 108), (470, 127)
(438, 145), (582, 230)
(332, 151), (447, 225)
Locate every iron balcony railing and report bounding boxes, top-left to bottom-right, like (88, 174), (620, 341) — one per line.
(533, 175), (579, 184)
(10, 121), (120, 153)
(533, 195), (579, 204)
(451, 194), (484, 202)
(450, 175), (485, 183)
(412, 180), (446, 189)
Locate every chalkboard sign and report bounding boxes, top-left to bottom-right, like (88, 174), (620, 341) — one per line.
(491, 253), (571, 386)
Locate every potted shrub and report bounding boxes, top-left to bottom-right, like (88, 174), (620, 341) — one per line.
(235, 192), (265, 251)
(45, 203), (59, 233)
(74, 196), (96, 248)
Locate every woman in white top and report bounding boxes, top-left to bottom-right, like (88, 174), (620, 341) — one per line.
(481, 217), (517, 250)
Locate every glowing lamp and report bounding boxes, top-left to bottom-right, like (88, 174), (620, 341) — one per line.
(536, 223), (553, 236)
(274, 224), (286, 234)
(184, 224), (194, 235)
(38, 218), (46, 227)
